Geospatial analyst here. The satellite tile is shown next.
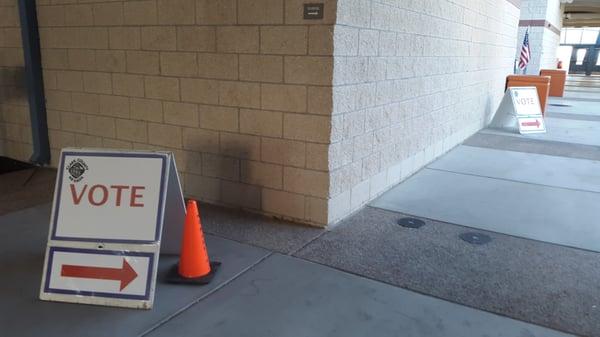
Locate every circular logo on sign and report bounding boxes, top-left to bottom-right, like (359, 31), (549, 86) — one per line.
(66, 158), (88, 182)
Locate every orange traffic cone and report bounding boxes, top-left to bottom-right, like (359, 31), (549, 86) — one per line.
(167, 200), (220, 284)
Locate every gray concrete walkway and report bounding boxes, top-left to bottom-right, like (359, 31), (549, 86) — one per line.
(364, 77), (600, 335)
(0, 203), (572, 337)
(1, 77), (597, 337)
(372, 79), (600, 253)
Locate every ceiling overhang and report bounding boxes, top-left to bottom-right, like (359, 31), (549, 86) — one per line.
(563, 0), (600, 27)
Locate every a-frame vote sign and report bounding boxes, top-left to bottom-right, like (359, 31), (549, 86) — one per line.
(490, 86), (546, 134)
(40, 148), (185, 309)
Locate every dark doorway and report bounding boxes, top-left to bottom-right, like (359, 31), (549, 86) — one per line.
(569, 46), (600, 75)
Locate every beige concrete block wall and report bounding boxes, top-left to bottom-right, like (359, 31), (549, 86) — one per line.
(25, 0), (336, 226)
(327, 0), (521, 223)
(0, 0), (32, 162)
(0, 0), (521, 228)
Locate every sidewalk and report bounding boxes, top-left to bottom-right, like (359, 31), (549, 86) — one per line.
(361, 78), (600, 336)
(0, 204), (572, 337)
(1, 79), (597, 337)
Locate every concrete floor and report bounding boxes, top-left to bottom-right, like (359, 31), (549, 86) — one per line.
(564, 75), (600, 101)
(296, 207), (600, 337)
(366, 78), (600, 335)
(373, 81), (600, 251)
(482, 117), (600, 147)
(0, 167), (55, 215)
(0, 205), (573, 337)
(550, 97), (600, 109)
(371, 167), (600, 252)
(1, 78), (597, 337)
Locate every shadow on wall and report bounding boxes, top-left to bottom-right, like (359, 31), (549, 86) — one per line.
(218, 144), (262, 211)
(0, 67), (28, 104)
(484, 94), (495, 125)
(181, 144), (262, 212)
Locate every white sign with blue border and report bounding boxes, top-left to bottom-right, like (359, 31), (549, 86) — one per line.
(509, 87), (546, 134)
(39, 148), (185, 309)
(489, 87), (547, 135)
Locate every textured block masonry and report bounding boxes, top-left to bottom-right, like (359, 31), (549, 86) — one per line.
(0, 0), (520, 227)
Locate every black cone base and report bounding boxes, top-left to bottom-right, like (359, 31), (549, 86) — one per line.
(166, 261), (221, 285)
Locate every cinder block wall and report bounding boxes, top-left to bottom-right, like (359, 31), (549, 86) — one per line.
(326, 0), (520, 223)
(0, 1), (32, 161)
(0, 0), (521, 227)
(26, 0), (338, 226)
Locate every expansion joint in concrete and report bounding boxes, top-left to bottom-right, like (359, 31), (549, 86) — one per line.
(137, 252), (274, 337)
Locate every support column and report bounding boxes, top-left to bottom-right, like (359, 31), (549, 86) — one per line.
(17, 0), (50, 165)
(517, 0), (564, 74)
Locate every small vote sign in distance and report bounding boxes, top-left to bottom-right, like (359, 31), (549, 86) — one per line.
(40, 148), (186, 309)
(510, 87), (543, 116)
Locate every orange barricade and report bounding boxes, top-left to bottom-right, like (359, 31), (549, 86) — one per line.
(540, 69), (567, 97)
(506, 75), (551, 114)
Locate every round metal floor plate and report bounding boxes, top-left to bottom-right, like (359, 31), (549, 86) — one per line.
(397, 217), (425, 229)
(459, 232), (492, 245)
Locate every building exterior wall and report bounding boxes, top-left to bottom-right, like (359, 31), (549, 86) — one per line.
(517, 0), (562, 74)
(327, 0), (520, 223)
(0, 0), (522, 227)
(0, 1), (32, 162)
(26, 0), (338, 226)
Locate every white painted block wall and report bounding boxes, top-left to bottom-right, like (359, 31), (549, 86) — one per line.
(328, 0), (521, 224)
(517, 0), (563, 74)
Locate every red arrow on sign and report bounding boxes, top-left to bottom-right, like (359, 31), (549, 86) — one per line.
(61, 259), (138, 291)
(521, 119), (540, 128)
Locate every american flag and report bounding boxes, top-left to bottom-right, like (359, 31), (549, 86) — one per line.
(518, 29), (531, 70)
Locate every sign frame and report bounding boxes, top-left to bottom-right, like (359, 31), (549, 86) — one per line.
(49, 151), (168, 244)
(489, 86), (547, 135)
(509, 86), (543, 117)
(40, 148), (185, 309)
(42, 246), (155, 301)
